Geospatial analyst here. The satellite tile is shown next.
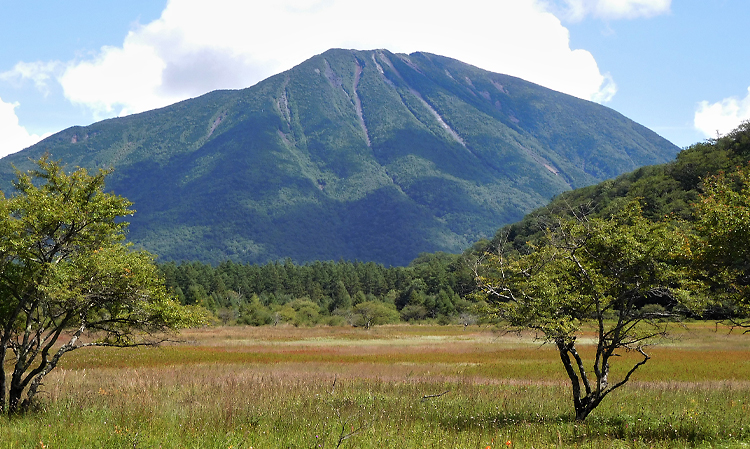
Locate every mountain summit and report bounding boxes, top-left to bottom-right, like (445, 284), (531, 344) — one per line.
(2, 49), (679, 265)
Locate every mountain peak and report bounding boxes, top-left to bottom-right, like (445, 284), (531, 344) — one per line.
(0, 49), (679, 265)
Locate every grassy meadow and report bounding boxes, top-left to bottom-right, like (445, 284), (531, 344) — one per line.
(4, 323), (750, 448)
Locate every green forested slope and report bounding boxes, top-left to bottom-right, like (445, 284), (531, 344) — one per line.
(0, 49), (679, 265)
(486, 121), (750, 254)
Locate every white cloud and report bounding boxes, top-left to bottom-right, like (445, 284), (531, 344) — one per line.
(694, 87), (750, 139)
(0, 60), (63, 96)
(60, 42), (175, 118)
(591, 73), (618, 103)
(559, 0), (671, 21)
(0, 98), (47, 158)
(49, 0), (617, 119)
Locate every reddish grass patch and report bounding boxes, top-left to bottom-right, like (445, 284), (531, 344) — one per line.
(57, 323), (750, 385)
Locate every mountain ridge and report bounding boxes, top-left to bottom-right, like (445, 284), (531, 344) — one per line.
(0, 48), (680, 265)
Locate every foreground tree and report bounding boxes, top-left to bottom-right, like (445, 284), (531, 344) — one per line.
(693, 163), (750, 322)
(0, 157), (204, 413)
(474, 202), (691, 421)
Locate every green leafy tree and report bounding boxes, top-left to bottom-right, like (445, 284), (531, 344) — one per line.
(436, 289), (457, 317)
(351, 301), (400, 329)
(474, 202), (691, 421)
(0, 157), (205, 414)
(693, 163), (750, 320)
(330, 280), (352, 311)
(288, 298), (321, 326)
(237, 294), (272, 326)
(352, 290), (367, 306)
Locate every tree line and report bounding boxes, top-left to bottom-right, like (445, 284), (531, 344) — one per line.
(159, 252), (478, 327)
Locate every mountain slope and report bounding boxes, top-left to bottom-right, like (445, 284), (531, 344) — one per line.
(0, 49), (680, 265)
(482, 121), (750, 256)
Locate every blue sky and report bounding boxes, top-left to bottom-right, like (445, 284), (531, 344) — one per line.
(0, 0), (748, 158)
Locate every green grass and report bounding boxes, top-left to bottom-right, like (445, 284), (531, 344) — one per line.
(4, 324), (750, 448)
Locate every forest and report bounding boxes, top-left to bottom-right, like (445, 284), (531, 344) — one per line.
(159, 252), (477, 327)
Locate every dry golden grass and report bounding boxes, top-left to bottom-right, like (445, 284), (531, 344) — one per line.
(59, 323), (750, 383)
(5, 322), (750, 448)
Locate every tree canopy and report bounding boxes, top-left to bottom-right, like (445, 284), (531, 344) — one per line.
(474, 202), (692, 420)
(693, 162), (750, 321)
(0, 157), (204, 413)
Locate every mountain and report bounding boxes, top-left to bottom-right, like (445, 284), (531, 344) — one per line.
(0, 49), (680, 265)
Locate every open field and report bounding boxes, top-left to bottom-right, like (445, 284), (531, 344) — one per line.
(3, 323), (750, 448)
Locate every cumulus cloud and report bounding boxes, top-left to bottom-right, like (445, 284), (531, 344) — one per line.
(558, 0), (671, 21)
(42, 0), (619, 119)
(0, 60), (63, 96)
(0, 98), (47, 158)
(694, 87), (750, 139)
(60, 42), (176, 118)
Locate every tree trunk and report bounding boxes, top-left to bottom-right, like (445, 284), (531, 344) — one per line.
(8, 383), (24, 414)
(557, 339), (606, 422)
(8, 354), (30, 414)
(0, 347), (6, 413)
(574, 394), (602, 421)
